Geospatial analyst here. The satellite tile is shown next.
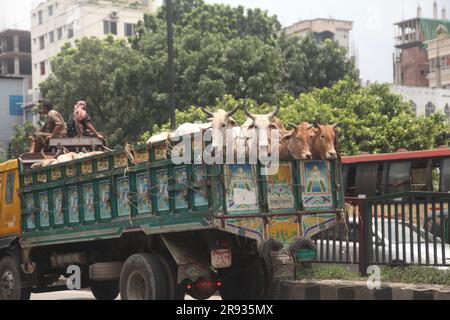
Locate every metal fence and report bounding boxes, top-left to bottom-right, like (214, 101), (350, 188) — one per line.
(313, 192), (450, 273)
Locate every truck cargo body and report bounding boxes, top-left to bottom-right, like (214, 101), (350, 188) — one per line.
(0, 144), (344, 300)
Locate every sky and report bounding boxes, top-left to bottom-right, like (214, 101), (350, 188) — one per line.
(1, 0), (449, 83)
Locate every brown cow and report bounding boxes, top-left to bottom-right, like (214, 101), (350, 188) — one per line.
(310, 123), (338, 160)
(279, 122), (315, 160)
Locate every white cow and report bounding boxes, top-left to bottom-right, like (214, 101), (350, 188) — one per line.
(200, 106), (240, 157)
(242, 103), (281, 160)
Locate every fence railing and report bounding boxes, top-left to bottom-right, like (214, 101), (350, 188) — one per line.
(313, 192), (450, 274)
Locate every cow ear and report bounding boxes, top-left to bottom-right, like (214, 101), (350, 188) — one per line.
(229, 118), (238, 127)
(281, 131), (293, 142)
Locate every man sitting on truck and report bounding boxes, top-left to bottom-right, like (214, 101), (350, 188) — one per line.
(29, 100), (68, 153)
(67, 100), (104, 141)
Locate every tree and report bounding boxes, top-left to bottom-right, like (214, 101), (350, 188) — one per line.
(277, 33), (359, 96)
(40, 37), (156, 147)
(40, 0), (358, 146)
(10, 121), (36, 158)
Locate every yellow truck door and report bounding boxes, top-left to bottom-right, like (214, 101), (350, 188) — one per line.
(0, 160), (21, 238)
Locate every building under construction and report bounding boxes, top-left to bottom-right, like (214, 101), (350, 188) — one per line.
(394, 1), (450, 87)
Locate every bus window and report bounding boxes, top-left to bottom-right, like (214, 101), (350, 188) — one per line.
(343, 165), (356, 197)
(440, 158), (450, 192)
(355, 163), (379, 196)
(410, 160), (429, 191)
(387, 161), (411, 194)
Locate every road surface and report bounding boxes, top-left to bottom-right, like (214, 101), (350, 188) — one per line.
(31, 291), (221, 300)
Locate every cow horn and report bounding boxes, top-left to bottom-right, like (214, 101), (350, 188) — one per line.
(332, 122), (340, 129)
(288, 122), (297, 129)
(201, 107), (214, 117)
(244, 102), (255, 120)
(314, 120), (321, 128)
(308, 124), (314, 130)
(270, 105), (280, 119)
(227, 104), (240, 117)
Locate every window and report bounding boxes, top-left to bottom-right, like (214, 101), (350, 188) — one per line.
(39, 35), (45, 50)
(355, 163), (380, 196)
(49, 31), (54, 43)
(40, 61), (46, 76)
(124, 23), (136, 37)
(38, 10), (43, 25)
(410, 100), (417, 114)
(9, 95), (23, 116)
(445, 104), (450, 120)
(440, 159), (450, 192)
(5, 172), (15, 204)
(68, 24), (74, 38)
(387, 161), (412, 194)
(48, 5), (53, 16)
(425, 102), (436, 117)
(57, 27), (62, 40)
(103, 20), (117, 35)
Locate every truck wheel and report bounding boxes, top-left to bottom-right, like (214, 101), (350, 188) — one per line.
(0, 256), (30, 300)
(120, 253), (168, 300)
(156, 254), (184, 300)
(218, 257), (266, 300)
(90, 280), (119, 300)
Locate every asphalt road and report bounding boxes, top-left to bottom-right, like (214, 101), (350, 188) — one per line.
(31, 290), (221, 300)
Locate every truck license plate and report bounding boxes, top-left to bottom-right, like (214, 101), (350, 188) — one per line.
(211, 249), (232, 269)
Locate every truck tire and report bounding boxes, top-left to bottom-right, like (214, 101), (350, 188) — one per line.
(90, 280), (119, 300)
(0, 255), (30, 300)
(119, 253), (168, 300)
(156, 254), (184, 300)
(218, 256), (266, 300)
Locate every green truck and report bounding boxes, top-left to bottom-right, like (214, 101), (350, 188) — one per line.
(0, 139), (344, 300)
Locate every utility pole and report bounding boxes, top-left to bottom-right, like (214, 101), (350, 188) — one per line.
(166, 0), (176, 130)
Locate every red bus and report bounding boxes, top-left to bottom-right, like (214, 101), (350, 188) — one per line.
(342, 147), (450, 198)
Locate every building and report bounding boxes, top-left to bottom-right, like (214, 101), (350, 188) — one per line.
(0, 29), (32, 78)
(391, 85), (450, 117)
(31, 0), (157, 90)
(427, 27), (450, 88)
(0, 76), (30, 156)
(283, 18), (353, 54)
(394, 1), (450, 87)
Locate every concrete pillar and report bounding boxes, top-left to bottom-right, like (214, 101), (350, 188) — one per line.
(417, 6), (422, 18)
(14, 56), (20, 75)
(13, 34), (19, 52)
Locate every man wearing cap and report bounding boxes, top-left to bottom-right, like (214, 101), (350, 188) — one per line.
(29, 100), (67, 153)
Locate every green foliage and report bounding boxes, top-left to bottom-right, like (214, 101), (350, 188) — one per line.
(40, 0), (357, 146)
(296, 265), (450, 286)
(278, 33), (359, 96)
(297, 265), (361, 281)
(10, 121), (36, 158)
(146, 78), (450, 155)
(381, 266), (450, 286)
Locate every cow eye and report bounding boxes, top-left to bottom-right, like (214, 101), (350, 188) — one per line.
(321, 135), (325, 139)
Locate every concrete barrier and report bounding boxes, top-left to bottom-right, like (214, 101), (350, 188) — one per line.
(281, 280), (450, 300)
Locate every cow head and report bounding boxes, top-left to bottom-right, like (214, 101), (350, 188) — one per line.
(244, 103), (280, 154)
(311, 123), (338, 160)
(282, 122), (315, 160)
(201, 105), (239, 154)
